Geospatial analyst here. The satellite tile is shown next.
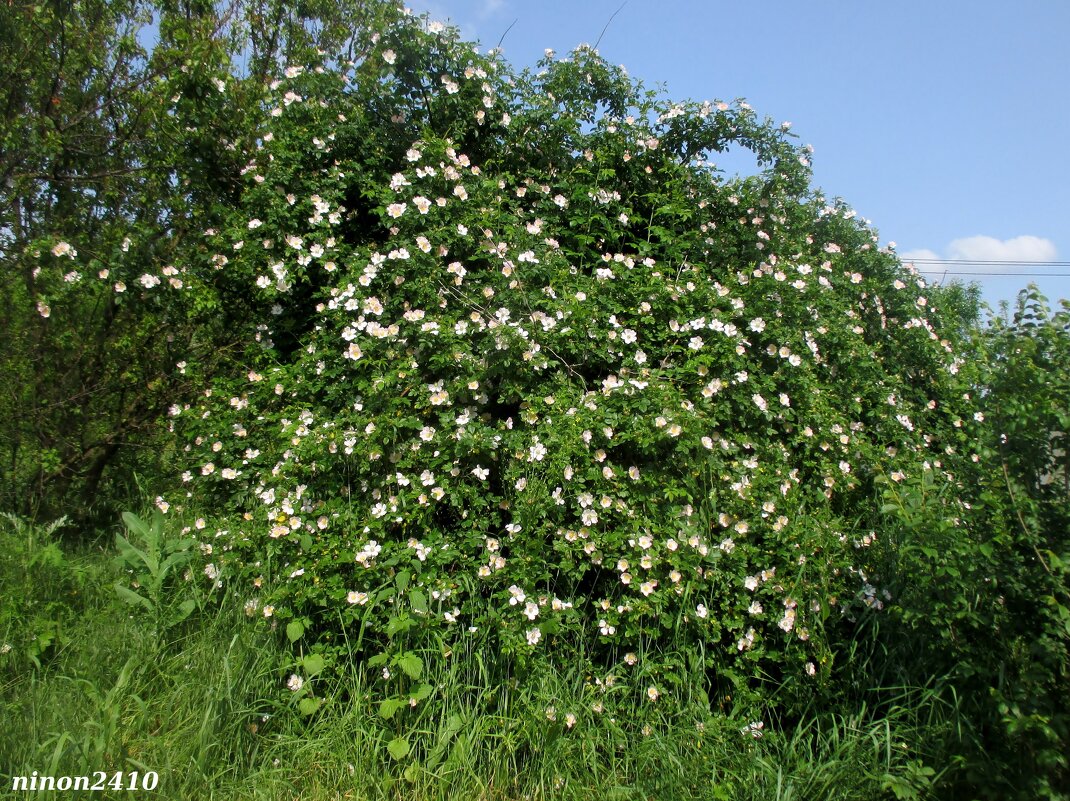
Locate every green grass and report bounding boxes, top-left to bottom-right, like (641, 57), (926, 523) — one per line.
(0, 515), (954, 800)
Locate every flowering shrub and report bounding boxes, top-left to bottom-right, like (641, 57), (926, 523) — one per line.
(166, 13), (985, 717)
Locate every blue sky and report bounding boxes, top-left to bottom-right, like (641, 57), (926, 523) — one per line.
(407, 0), (1070, 313)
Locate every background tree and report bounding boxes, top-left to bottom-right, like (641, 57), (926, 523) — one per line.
(0, 0), (404, 521)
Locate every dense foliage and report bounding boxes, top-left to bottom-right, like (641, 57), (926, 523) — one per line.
(2, 3), (1067, 797)
(0, 0), (404, 520)
(166, 13), (984, 722)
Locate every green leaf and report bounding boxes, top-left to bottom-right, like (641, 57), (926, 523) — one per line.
(286, 620), (305, 642)
(379, 698), (402, 719)
(397, 653), (423, 680)
(395, 570), (411, 592)
(114, 532), (154, 574)
(301, 653), (325, 677)
(121, 511), (150, 540)
(158, 549), (193, 580)
(298, 697), (321, 716)
(408, 589), (427, 613)
(114, 583), (153, 610)
(172, 598), (197, 623)
(411, 683), (433, 701)
(386, 614), (413, 637)
(387, 736), (411, 760)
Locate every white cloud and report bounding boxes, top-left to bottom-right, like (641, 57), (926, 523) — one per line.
(901, 236), (1057, 274)
(947, 235), (1057, 264)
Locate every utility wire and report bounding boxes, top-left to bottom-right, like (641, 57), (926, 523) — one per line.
(902, 258), (1070, 277)
(905, 258), (1070, 266)
(916, 271), (1070, 277)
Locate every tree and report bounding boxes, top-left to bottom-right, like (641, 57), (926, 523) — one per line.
(0, 0), (404, 520)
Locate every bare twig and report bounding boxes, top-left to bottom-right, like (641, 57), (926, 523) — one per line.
(593, 3), (627, 51)
(496, 18), (518, 51)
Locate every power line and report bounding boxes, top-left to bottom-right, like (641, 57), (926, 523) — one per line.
(915, 271), (1070, 277)
(902, 257), (1070, 277)
(905, 258), (1070, 266)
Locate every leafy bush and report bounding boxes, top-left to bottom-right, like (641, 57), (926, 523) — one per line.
(160, 13), (986, 733)
(857, 287), (1070, 798)
(0, 514), (82, 671)
(985, 288), (1069, 541)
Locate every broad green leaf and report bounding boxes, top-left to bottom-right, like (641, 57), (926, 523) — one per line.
(301, 653), (325, 677)
(121, 511), (150, 540)
(387, 736), (411, 760)
(158, 550), (193, 584)
(408, 589), (427, 614)
(411, 683), (433, 701)
(397, 653), (423, 680)
(114, 533), (153, 572)
(114, 583), (153, 610)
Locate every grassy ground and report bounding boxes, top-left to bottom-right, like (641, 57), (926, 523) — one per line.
(0, 514), (941, 801)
